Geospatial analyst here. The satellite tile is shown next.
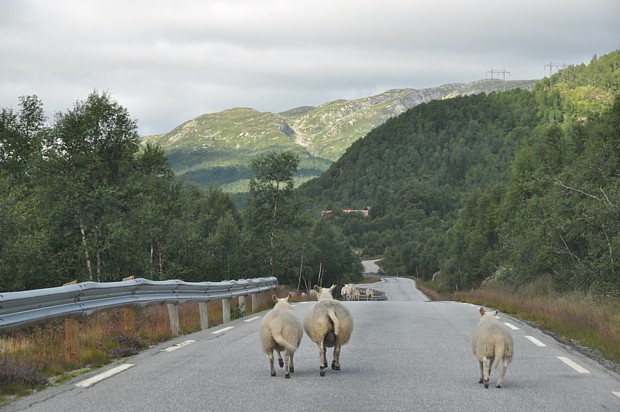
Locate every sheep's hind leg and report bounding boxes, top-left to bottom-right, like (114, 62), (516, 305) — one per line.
(284, 351), (291, 379)
(268, 350), (276, 377)
(289, 352), (295, 373)
(478, 360), (484, 384)
(331, 344), (341, 370)
(482, 357), (491, 388)
(496, 358), (509, 388)
(277, 350), (284, 368)
(319, 341), (327, 376)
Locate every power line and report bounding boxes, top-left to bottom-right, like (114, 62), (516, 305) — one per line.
(486, 69), (510, 91)
(544, 61), (566, 92)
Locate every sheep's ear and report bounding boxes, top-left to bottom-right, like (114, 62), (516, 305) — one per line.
(330, 284), (336, 291)
(287, 295), (292, 302)
(314, 285), (321, 292)
(494, 311), (499, 316)
(479, 307), (485, 316)
(272, 295), (278, 302)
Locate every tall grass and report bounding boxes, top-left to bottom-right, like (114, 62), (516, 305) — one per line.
(416, 278), (620, 365)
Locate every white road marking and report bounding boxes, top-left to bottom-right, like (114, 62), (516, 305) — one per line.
(76, 364), (134, 388)
(612, 391), (620, 399)
(243, 316), (261, 323)
(161, 340), (196, 352)
(504, 322), (520, 330)
(524, 336), (546, 347)
(557, 356), (590, 374)
(212, 326), (234, 334)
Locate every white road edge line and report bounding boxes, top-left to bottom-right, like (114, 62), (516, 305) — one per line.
(76, 363), (134, 388)
(161, 339), (196, 352)
(243, 316), (261, 323)
(557, 356), (590, 374)
(212, 326), (234, 334)
(504, 322), (520, 330)
(612, 391), (620, 399)
(524, 336), (546, 347)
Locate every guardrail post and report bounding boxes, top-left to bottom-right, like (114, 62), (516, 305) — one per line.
(222, 299), (231, 323)
(63, 280), (80, 363)
(238, 296), (246, 317)
(199, 302), (209, 330)
(122, 277), (136, 335)
(167, 304), (181, 336)
(251, 293), (258, 314)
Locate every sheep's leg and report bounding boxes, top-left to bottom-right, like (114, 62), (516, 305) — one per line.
(268, 350), (276, 377)
(284, 351), (291, 379)
(277, 350), (284, 368)
(319, 341), (327, 376)
(289, 352), (295, 373)
(496, 358), (509, 388)
(482, 357), (491, 389)
(331, 343), (341, 370)
(478, 360), (484, 383)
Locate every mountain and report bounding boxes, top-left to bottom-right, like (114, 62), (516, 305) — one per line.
(142, 79), (535, 192)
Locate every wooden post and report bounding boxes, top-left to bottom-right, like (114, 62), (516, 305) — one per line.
(167, 304), (180, 336)
(238, 296), (246, 317)
(222, 298), (231, 324)
(63, 280), (80, 363)
(199, 302), (209, 330)
(251, 293), (258, 314)
(122, 276), (136, 335)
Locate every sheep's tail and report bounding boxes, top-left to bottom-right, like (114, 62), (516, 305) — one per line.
(327, 307), (340, 336)
(272, 333), (297, 353)
(492, 341), (506, 369)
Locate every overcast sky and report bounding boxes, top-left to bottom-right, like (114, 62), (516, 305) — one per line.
(1, 0), (618, 136)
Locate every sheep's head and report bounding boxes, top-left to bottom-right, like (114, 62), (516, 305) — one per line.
(314, 284), (336, 301)
(272, 295), (293, 309)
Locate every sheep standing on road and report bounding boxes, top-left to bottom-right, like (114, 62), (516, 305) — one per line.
(260, 296), (304, 378)
(303, 285), (354, 376)
(472, 307), (514, 388)
(365, 288), (374, 300)
(340, 284), (351, 301)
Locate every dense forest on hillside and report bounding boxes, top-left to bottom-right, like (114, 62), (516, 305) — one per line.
(299, 50), (620, 295)
(0, 94), (360, 292)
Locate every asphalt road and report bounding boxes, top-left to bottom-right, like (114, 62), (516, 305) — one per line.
(6, 277), (620, 411)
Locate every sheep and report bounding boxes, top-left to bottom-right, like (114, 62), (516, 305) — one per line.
(365, 288), (374, 300)
(353, 288), (360, 301)
(472, 307), (514, 388)
(309, 289), (318, 300)
(340, 284), (351, 301)
(259, 295), (304, 378)
(303, 285), (354, 376)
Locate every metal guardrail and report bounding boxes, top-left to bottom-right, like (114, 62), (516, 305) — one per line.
(0, 277), (278, 331)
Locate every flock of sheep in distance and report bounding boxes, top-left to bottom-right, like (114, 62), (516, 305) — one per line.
(259, 284), (514, 388)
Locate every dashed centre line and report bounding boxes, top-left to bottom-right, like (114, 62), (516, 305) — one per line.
(76, 363), (134, 388)
(243, 316), (261, 323)
(161, 340), (196, 352)
(504, 322), (520, 330)
(212, 326), (234, 334)
(524, 336), (546, 347)
(613, 391), (620, 399)
(557, 356), (590, 374)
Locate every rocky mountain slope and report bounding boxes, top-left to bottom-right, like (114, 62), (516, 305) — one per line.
(142, 79), (535, 191)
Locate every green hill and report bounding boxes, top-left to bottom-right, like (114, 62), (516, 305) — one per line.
(297, 49), (620, 294)
(142, 79), (535, 192)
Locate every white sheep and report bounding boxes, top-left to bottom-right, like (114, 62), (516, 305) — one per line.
(303, 285), (354, 376)
(340, 284), (351, 301)
(309, 289), (318, 300)
(259, 295), (304, 378)
(353, 288), (360, 301)
(365, 288), (374, 300)
(472, 307), (514, 388)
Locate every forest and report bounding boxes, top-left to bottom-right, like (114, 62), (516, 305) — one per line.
(0, 93), (360, 292)
(299, 50), (620, 296)
(1, 50), (618, 298)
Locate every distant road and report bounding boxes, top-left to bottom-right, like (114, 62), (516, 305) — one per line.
(6, 278), (620, 411)
(361, 259), (381, 274)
